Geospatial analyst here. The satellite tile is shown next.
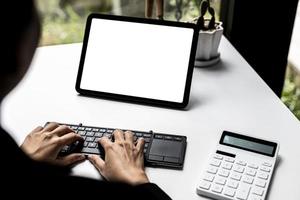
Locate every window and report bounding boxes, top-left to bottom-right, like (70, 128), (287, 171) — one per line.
(36, 0), (221, 46)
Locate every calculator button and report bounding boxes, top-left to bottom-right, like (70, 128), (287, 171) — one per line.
(222, 163), (233, 170)
(252, 187), (264, 196)
(218, 169), (230, 177)
(233, 165), (245, 173)
(215, 177), (226, 185)
(227, 180), (239, 189)
(211, 184), (223, 193)
(214, 154), (223, 160)
(242, 175), (254, 184)
(224, 187), (236, 197)
(258, 172), (269, 180)
(246, 168), (257, 177)
(248, 164), (259, 169)
(262, 162), (272, 167)
(260, 166), (271, 172)
(210, 159), (221, 167)
(203, 173), (215, 182)
(255, 180), (266, 188)
(225, 157), (235, 163)
(237, 160), (247, 166)
(249, 195), (262, 200)
(231, 173), (242, 181)
(207, 166), (218, 174)
(236, 183), (251, 200)
(199, 180), (211, 190)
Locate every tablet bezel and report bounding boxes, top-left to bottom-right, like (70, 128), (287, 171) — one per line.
(75, 13), (198, 109)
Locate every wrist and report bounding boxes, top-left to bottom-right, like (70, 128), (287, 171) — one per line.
(128, 170), (149, 186)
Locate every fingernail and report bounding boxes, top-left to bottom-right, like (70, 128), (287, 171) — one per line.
(78, 154), (86, 160)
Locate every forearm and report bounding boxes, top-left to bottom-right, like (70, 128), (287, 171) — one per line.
(134, 183), (172, 200)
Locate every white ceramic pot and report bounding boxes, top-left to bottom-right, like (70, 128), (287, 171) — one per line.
(195, 21), (223, 67)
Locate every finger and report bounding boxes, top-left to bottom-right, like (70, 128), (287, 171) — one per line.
(56, 153), (86, 166)
(124, 131), (134, 143)
(29, 126), (43, 134)
(52, 125), (74, 137)
(43, 122), (60, 132)
(99, 137), (113, 150)
(113, 129), (125, 142)
(135, 138), (145, 153)
(58, 132), (83, 146)
(88, 155), (105, 172)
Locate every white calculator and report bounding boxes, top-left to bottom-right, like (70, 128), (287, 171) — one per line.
(196, 131), (279, 200)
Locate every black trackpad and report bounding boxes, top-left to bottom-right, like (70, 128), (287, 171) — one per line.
(146, 134), (187, 169)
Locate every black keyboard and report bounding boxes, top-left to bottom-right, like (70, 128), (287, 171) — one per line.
(56, 123), (187, 169)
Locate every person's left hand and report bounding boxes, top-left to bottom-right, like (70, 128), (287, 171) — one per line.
(21, 122), (85, 166)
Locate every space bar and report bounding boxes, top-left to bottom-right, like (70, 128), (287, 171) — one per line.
(81, 148), (101, 154)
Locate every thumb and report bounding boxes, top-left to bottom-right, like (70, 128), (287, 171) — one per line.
(56, 153), (86, 166)
(88, 155), (105, 173)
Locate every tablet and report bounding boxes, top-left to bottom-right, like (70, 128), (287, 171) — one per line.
(76, 14), (198, 108)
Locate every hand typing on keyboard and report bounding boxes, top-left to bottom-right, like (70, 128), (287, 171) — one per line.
(88, 129), (149, 185)
(21, 122), (150, 185)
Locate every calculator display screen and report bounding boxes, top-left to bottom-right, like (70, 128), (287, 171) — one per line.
(220, 131), (277, 157)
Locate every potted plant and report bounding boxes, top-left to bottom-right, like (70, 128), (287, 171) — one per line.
(193, 0), (223, 67)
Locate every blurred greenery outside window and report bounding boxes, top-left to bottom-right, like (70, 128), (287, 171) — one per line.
(36, 0), (221, 46)
(35, 0), (299, 120)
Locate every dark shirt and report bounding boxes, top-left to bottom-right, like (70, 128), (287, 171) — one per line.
(0, 126), (171, 199)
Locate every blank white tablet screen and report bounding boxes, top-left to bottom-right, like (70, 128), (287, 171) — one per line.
(80, 18), (194, 103)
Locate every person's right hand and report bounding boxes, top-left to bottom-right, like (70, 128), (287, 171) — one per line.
(88, 129), (149, 186)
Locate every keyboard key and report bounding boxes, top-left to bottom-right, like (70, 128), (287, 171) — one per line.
(215, 177), (226, 185)
(248, 164), (259, 169)
(210, 159), (221, 167)
(99, 128), (106, 132)
(227, 180), (239, 189)
(174, 137), (182, 141)
(211, 184), (223, 193)
(203, 173), (215, 182)
(236, 183), (251, 200)
(237, 160), (247, 166)
(231, 173), (242, 181)
(258, 172), (269, 180)
(78, 131), (86, 136)
(222, 162), (233, 170)
(224, 187), (236, 197)
(106, 129), (114, 133)
(71, 126), (78, 130)
(233, 165), (245, 173)
(225, 157), (235, 163)
(155, 135), (163, 139)
(213, 154), (223, 160)
(143, 133), (152, 138)
(92, 128), (99, 132)
(260, 166), (271, 172)
(218, 169), (230, 177)
(164, 136), (173, 140)
(246, 168), (257, 177)
(198, 180), (211, 190)
(86, 137), (94, 142)
(88, 142), (97, 148)
(207, 166), (218, 174)
(255, 180), (266, 188)
(252, 187), (264, 196)
(94, 132), (103, 137)
(249, 195), (262, 200)
(242, 175), (254, 184)
(262, 162), (272, 167)
(82, 147), (101, 154)
(78, 127), (85, 130)
(85, 127), (92, 131)
(83, 141), (88, 147)
(86, 131), (94, 136)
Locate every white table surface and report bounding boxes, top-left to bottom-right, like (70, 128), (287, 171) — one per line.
(1, 37), (300, 200)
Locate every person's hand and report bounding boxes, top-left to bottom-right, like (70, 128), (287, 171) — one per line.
(21, 122), (85, 166)
(88, 129), (149, 185)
